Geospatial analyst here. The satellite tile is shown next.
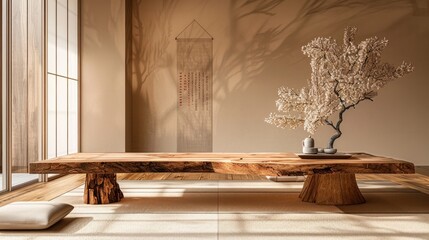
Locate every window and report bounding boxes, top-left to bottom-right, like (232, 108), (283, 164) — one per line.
(47, 0), (78, 158)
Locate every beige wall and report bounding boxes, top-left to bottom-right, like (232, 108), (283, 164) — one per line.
(126, 0), (429, 165)
(80, 0), (429, 165)
(81, 0), (126, 152)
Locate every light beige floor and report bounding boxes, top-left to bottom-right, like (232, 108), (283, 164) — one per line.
(2, 179), (429, 240)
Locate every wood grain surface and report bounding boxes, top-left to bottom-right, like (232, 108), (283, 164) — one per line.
(29, 152), (415, 176)
(300, 173), (366, 205)
(11, 0), (28, 170)
(84, 174), (124, 204)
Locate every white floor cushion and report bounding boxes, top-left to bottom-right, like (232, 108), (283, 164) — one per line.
(0, 202), (74, 230)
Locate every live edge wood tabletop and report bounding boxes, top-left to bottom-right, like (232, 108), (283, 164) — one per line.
(29, 152), (415, 206)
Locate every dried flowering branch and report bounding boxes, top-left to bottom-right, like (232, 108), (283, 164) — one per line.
(265, 26), (414, 149)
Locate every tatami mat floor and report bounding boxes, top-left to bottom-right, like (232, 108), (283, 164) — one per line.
(1, 167), (429, 239)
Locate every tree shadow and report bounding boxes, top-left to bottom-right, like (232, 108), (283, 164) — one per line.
(125, 0), (419, 152)
(213, 0), (418, 151)
(127, 0), (177, 151)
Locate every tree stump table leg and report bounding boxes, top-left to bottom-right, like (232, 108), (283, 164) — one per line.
(299, 173), (365, 205)
(83, 173), (124, 204)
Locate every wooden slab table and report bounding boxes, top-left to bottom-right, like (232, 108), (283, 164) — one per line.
(29, 153), (415, 205)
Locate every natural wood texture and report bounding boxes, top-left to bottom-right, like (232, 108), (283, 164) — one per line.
(83, 174), (123, 204)
(30, 153), (415, 176)
(10, 0), (43, 172)
(11, 166), (29, 173)
(300, 173), (366, 205)
(115, 172), (268, 181)
(28, 153), (415, 205)
(11, 0), (28, 172)
(0, 174), (86, 207)
(27, 0), (43, 165)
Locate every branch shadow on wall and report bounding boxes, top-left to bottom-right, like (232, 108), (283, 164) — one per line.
(213, 0), (419, 151)
(128, 0), (176, 151)
(127, 0), (419, 152)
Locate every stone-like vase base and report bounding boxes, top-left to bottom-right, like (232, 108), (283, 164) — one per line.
(324, 148), (337, 154)
(297, 153), (352, 159)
